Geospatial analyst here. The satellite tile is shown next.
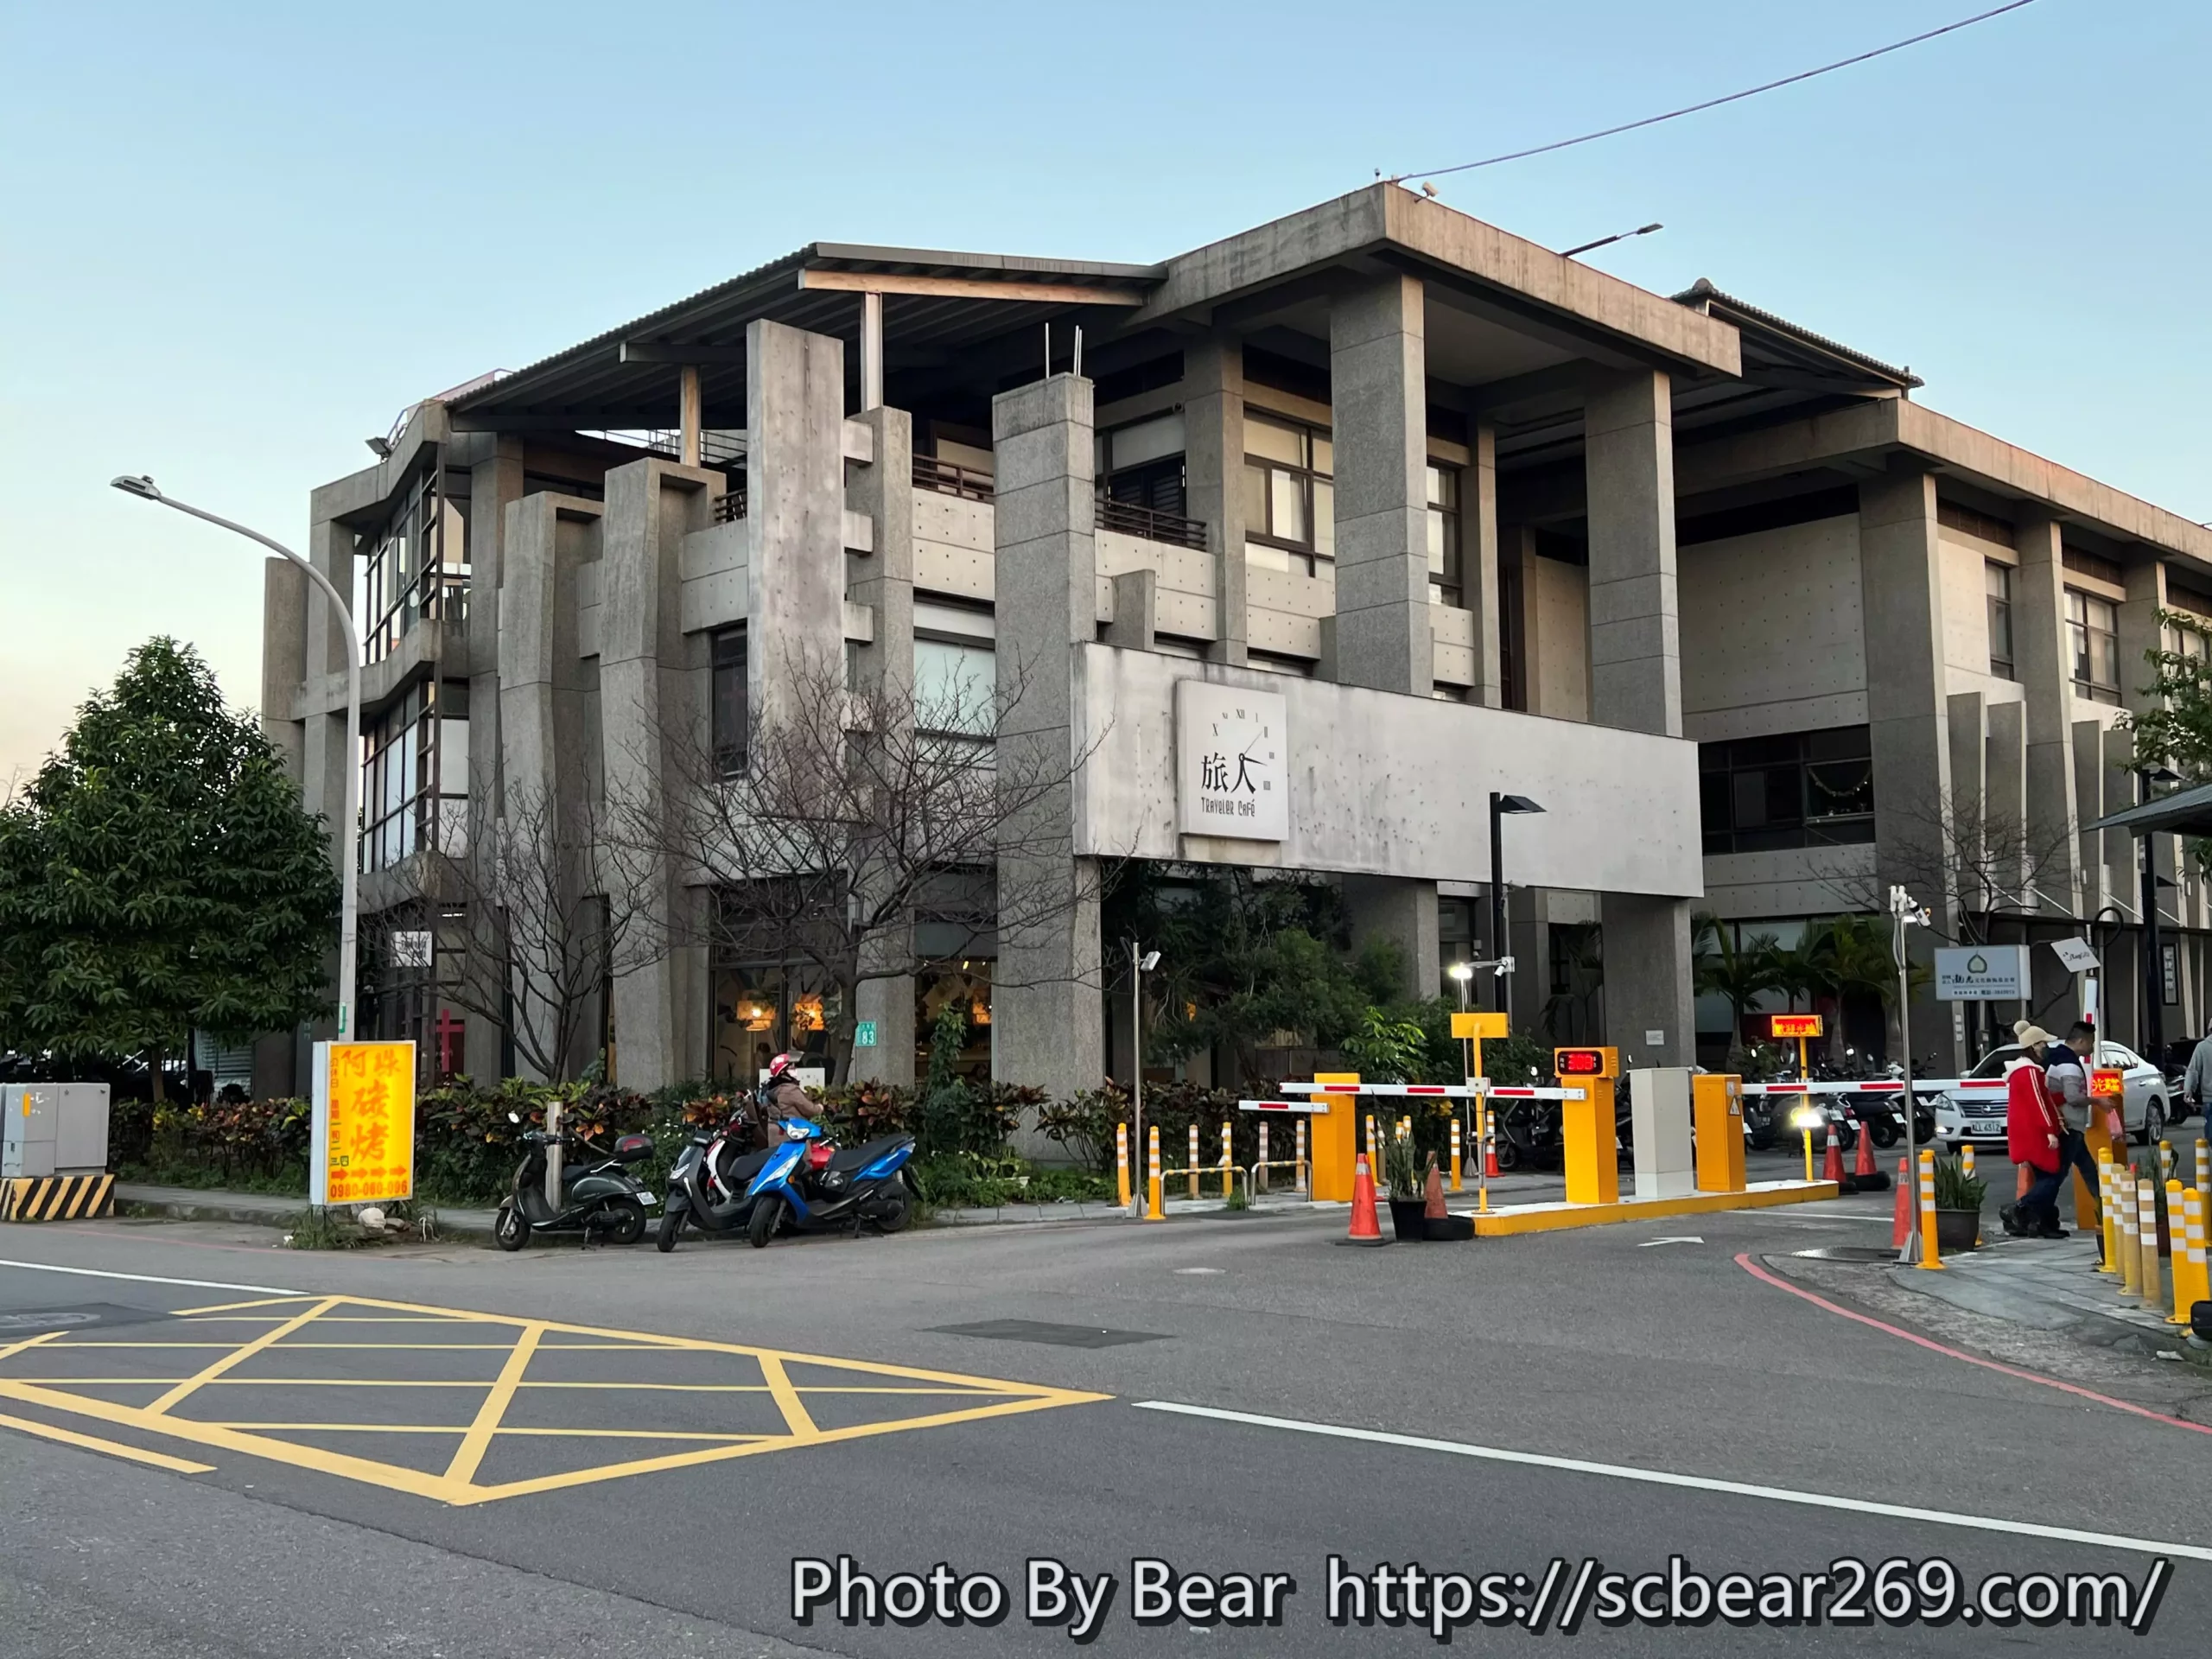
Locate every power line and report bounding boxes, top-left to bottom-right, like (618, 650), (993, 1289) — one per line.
(1393, 1), (2038, 183)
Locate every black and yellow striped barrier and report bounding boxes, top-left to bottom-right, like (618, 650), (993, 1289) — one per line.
(1, 1173), (115, 1222)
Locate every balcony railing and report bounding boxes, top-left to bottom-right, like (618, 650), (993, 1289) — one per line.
(1097, 495), (1207, 550)
(365, 567), (470, 664)
(712, 482), (747, 524)
(912, 454), (995, 502)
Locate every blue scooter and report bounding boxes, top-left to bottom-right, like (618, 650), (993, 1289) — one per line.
(741, 1116), (918, 1249)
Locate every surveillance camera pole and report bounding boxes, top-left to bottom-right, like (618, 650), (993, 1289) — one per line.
(110, 478), (362, 1044)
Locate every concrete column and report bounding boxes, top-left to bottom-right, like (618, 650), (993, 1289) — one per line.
(1986, 698), (2027, 907)
(1602, 897), (1694, 1070)
(846, 404), (918, 1086)
(600, 458), (715, 1090)
(1583, 367), (1680, 736)
(678, 365), (702, 467)
(300, 516), (356, 890)
(464, 441), (524, 1080)
(260, 556), (306, 777)
(747, 320), (848, 721)
(1859, 467), (1959, 1070)
(1344, 874), (1440, 1001)
(2073, 719), (2109, 923)
(1327, 274), (1430, 695)
(2014, 511), (2081, 914)
(1465, 422), (1503, 707)
(2119, 557), (2166, 716)
(1948, 691), (1986, 918)
(990, 372), (1103, 1104)
(1184, 334), (1248, 665)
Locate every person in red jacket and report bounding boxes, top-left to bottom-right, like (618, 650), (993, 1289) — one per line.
(1999, 1023), (2069, 1238)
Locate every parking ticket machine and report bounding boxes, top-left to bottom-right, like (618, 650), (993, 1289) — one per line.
(1554, 1047), (1619, 1205)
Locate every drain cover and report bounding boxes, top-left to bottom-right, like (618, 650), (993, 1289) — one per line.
(0, 1303), (162, 1332)
(930, 1319), (1166, 1349)
(1792, 1246), (1903, 1264)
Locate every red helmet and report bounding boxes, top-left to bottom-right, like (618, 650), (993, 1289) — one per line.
(766, 1052), (798, 1081)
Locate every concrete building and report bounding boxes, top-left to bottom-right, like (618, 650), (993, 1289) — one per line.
(258, 186), (2212, 1099)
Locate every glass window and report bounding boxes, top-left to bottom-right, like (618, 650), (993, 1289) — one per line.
(711, 626), (747, 775)
(1243, 414), (1333, 577)
(913, 638), (995, 735)
(1985, 562), (2013, 679)
(2066, 588), (2120, 702)
(2162, 618), (2210, 664)
(360, 681), (467, 872)
(1698, 726), (1876, 855)
(1427, 465), (1461, 607)
(359, 465), (469, 665)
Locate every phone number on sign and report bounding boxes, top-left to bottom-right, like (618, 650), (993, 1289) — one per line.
(1380, 1554), (2173, 1635)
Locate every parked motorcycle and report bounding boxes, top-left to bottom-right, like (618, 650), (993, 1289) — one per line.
(493, 1113), (657, 1250)
(654, 1096), (777, 1252)
(743, 1116), (919, 1249)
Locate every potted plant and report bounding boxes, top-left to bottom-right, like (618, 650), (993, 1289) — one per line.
(1382, 1135), (1426, 1242)
(1932, 1154), (1985, 1254)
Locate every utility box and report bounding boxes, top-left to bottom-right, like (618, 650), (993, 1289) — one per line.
(2, 1084), (111, 1178)
(1626, 1067), (1695, 1200)
(1692, 1073), (1746, 1193)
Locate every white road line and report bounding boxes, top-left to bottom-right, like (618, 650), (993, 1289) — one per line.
(0, 1259), (302, 1297)
(1132, 1401), (2212, 1564)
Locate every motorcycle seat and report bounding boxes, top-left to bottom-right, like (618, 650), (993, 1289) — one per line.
(826, 1135), (908, 1173)
(717, 1147), (772, 1184)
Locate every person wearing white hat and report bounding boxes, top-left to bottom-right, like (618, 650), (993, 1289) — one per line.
(1999, 1023), (2067, 1238)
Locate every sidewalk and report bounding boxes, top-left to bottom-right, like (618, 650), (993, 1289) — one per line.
(1890, 1229), (2190, 1341)
(117, 1184), (499, 1238)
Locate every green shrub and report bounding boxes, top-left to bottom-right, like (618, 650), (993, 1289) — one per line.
(1933, 1154), (1985, 1211)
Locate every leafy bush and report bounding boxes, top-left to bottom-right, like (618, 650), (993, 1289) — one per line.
(1933, 1154), (1986, 1211)
(1036, 1084), (1128, 1174)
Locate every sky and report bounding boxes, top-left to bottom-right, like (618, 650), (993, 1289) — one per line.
(3, 0), (2205, 786)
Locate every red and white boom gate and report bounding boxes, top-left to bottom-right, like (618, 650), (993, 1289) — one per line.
(1236, 1079), (1589, 1204)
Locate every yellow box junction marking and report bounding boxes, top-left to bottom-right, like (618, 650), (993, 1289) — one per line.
(0, 1294), (1107, 1505)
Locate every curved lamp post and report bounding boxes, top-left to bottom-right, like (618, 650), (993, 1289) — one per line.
(110, 475), (362, 1039)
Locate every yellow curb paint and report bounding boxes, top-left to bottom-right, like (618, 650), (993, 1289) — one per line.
(1466, 1181), (1840, 1237)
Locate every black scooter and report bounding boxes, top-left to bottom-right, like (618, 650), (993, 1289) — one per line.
(655, 1098), (775, 1251)
(493, 1112), (658, 1250)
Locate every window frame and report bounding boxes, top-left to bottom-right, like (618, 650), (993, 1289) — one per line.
(1984, 560), (2014, 680)
(1698, 726), (1877, 855)
(1242, 412), (1333, 578)
(710, 626), (748, 777)
(2066, 588), (2120, 702)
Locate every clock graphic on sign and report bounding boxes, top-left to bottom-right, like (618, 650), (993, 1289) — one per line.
(1200, 707), (1274, 803)
(1175, 682), (1288, 842)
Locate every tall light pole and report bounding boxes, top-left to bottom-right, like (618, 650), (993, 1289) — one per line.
(2137, 764), (2182, 1065)
(111, 476), (362, 1040)
(1890, 882), (1932, 1264)
(1490, 793), (1544, 1024)
(1128, 941), (1160, 1217)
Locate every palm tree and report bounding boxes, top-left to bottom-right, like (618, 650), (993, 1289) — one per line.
(1692, 913), (1782, 1066)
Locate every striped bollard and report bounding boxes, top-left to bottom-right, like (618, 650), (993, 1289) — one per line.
(2184, 1186), (2210, 1326)
(2097, 1150), (2120, 1275)
(2160, 1140), (2176, 1182)
(1366, 1113), (1379, 1173)
(1187, 1124), (1199, 1200)
(1398, 1114), (1412, 1147)
(1146, 1125), (1164, 1221)
(2169, 1180), (2197, 1325)
(1220, 1121), (1233, 1198)
(1257, 1121), (1270, 1193)
(2139, 1179), (2164, 1308)
(1295, 1118), (1308, 1195)
(1961, 1144), (1975, 1179)
(1116, 1122), (1130, 1209)
(1450, 1120), (1463, 1192)
(1916, 1149), (1943, 1270)
(2119, 1174), (2142, 1295)
(2196, 1138), (2210, 1206)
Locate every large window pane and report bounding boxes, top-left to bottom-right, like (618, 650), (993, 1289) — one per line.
(1268, 469), (1306, 544)
(914, 638), (996, 734)
(1698, 725), (1875, 855)
(711, 627), (747, 774)
(1245, 416), (1305, 467)
(1311, 480), (1332, 559)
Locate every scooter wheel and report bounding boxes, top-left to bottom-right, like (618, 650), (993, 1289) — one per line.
(1871, 1121), (1898, 1148)
(655, 1210), (683, 1253)
(747, 1194), (784, 1249)
(494, 1202), (530, 1252)
(1493, 1141), (1521, 1173)
(606, 1199), (648, 1246)
(870, 1188), (912, 1235)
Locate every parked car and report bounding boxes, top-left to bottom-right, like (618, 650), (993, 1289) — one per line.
(1933, 1041), (2171, 1148)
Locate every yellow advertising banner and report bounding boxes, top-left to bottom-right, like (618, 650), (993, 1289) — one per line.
(1450, 1011), (1509, 1040)
(312, 1041), (416, 1207)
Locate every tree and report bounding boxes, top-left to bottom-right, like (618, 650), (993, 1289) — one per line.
(629, 650), (1102, 1086)
(379, 783), (657, 1084)
(0, 639), (338, 1096)
(2123, 611), (2212, 870)
(1691, 913), (1781, 1064)
(1819, 787), (2075, 948)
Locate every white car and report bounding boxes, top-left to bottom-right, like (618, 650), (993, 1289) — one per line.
(1934, 1042), (2170, 1148)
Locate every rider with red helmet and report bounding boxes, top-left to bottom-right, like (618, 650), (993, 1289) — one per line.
(761, 1052), (817, 1122)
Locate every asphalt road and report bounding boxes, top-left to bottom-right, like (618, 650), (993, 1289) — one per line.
(2, 1186), (2209, 1656)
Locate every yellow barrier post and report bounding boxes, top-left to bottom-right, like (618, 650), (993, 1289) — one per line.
(1256, 1122), (1269, 1194)
(1146, 1125), (1163, 1221)
(2160, 1140), (2176, 1182)
(1961, 1144), (1975, 1179)
(1449, 1119), (1462, 1192)
(1691, 1073), (1746, 1193)
(1219, 1122), (1233, 1198)
(2097, 1149), (2120, 1275)
(1310, 1073), (1358, 1202)
(2139, 1179), (2163, 1309)
(2119, 1174), (2141, 1294)
(1555, 1047), (1621, 1205)
(1116, 1122), (1130, 1209)
(1801, 1118), (1816, 1185)
(2169, 1180), (2197, 1325)
(1186, 1124), (1198, 1200)
(2183, 1186), (2209, 1325)
(1477, 1099), (1491, 1214)
(1365, 1113), (1379, 1176)
(1295, 1117), (1308, 1193)
(1916, 1149), (1943, 1270)
(2197, 1138), (2210, 1206)
(1398, 1114), (1412, 1149)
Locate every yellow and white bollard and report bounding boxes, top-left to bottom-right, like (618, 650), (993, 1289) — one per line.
(1961, 1144), (1975, 1179)
(2196, 1138), (2210, 1205)
(2182, 1186), (2210, 1325)
(1295, 1118), (1308, 1195)
(1916, 1148), (1943, 1270)
(2097, 1149), (2120, 1275)
(1366, 1113), (1379, 1173)
(1398, 1114), (1412, 1149)
(1220, 1121), (1234, 1198)
(2119, 1173), (2141, 1294)
(1116, 1122), (1131, 1209)
(1257, 1121), (1270, 1194)
(1187, 1124), (1199, 1200)
(2168, 1180), (2200, 1325)
(2160, 1140), (2176, 1182)
(1146, 1125), (1164, 1221)
(2139, 1179), (2164, 1309)
(1450, 1119), (1463, 1192)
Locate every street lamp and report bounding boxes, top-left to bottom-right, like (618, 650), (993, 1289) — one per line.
(110, 475), (363, 1040)
(1889, 883), (1933, 1264)
(1128, 942), (1160, 1217)
(1490, 793), (1544, 1022)
(2138, 764), (2183, 1065)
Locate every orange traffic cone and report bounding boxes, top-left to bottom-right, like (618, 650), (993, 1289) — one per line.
(1851, 1122), (1888, 1190)
(1484, 1122), (1500, 1179)
(1821, 1122), (1847, 1185)
(1891, 1158), (1915, 1248)
(1346, 1153), (1385, 1244)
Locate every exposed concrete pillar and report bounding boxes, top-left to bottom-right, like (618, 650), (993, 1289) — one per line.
(1344, 874), (1440, 1001)
(990, 372), (1103, 1103)
(2013, 510), (2081, 914)
(1584, 367), (1680, 735)
(1327, 274), (1430, 695)
(601, 458), (715, 1090)
(1184, 334), (1248, 665)
(1859, 467), (1959, 1071)
(2072, 719), (2109, 923)
(846, 404), (918, 1086)
(1585, 367), (1691, 1063)
(678, 365), (702, 467)
(260, 556), (306, 776)
(464, 440), (525, 1080)
(747, 320), (849, 720)
(2119, 556), (2166, 716)
(300, 515), (356, 893)
(1465, 422), (1503, 707)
